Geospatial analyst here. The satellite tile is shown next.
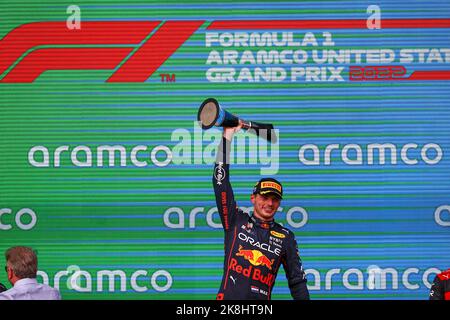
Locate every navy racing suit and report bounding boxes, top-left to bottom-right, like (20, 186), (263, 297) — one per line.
(213, 137), (309, 300)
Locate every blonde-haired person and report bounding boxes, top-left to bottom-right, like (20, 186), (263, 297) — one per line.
(0, 246), (60, 300)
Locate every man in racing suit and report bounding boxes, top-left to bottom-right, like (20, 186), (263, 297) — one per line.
(429, 268), (450, 300)
(213, 123), (309, 300)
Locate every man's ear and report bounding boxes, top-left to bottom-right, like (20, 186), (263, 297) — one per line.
(7, 266), (13, 280)
(250, 194), (256, 204)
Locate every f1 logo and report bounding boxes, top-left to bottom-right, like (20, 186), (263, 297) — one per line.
(0, 21), (204, 83)
(2, 18), (450, 83)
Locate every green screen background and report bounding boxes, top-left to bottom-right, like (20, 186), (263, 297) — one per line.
(1, 0), (449, 299)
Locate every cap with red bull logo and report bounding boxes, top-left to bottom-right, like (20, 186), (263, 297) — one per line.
(252, 178), (283, 199)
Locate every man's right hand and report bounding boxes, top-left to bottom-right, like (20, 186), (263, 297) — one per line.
(223, 120), (243, 141)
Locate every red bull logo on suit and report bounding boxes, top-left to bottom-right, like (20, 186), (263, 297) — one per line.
(236, 245), (275, 270)
(228, 258), (275, 287)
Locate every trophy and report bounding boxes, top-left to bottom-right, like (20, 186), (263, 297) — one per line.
(197, 98), (277, 143)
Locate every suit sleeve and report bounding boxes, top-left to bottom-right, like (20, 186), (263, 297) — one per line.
(282, 233), (310, 300)
(429, 275), (444, 300)
(212, 137), (238, 232)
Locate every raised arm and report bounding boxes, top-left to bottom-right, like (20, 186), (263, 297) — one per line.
(212, 125), (242, 231)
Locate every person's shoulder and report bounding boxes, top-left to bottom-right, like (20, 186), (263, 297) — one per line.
(437, 268), (450, 281)
(37, 282), (60, 293)
(38, 283), (61, 300)
(0, 288), (16, 300)
(51, 288), (61, 300)
(43, 283), (60, 292)
(236, 208), (250, 219)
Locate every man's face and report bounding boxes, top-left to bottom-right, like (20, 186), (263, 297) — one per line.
(251, 193), (281, 221)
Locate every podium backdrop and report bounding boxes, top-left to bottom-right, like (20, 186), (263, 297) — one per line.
(1, 0), (449, 299)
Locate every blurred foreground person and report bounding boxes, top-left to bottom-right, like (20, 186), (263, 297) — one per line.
(429, 268), (450, 300)
(0, 246), (61, 300)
